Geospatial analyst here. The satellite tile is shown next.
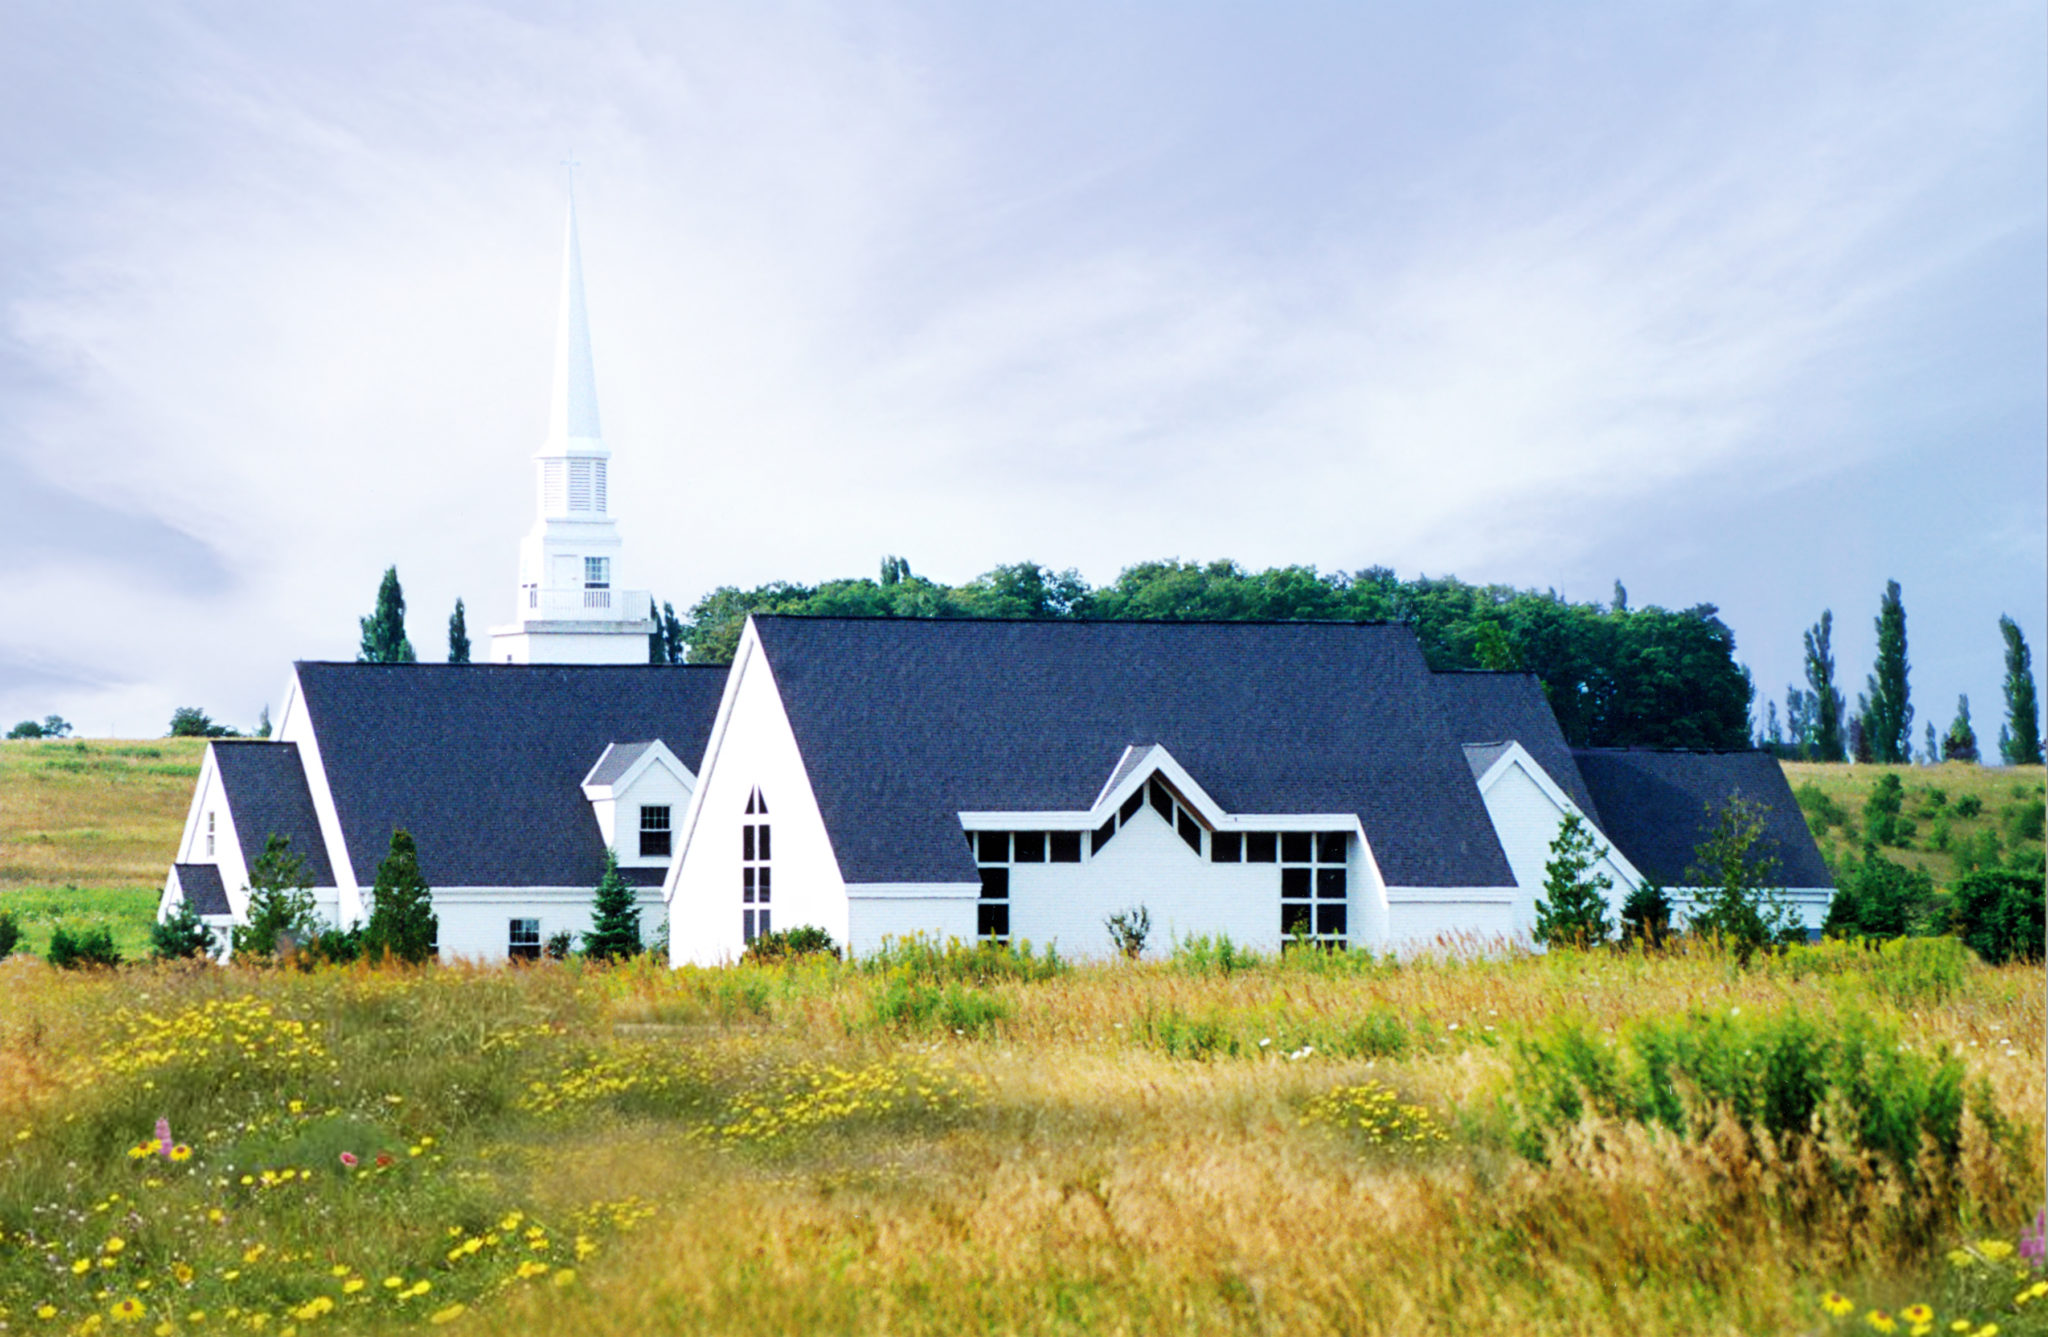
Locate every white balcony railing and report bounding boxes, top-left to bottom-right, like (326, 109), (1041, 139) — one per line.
(522, 586), (652, 622)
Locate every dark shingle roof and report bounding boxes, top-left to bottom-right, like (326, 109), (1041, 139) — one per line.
(1433, 671), (1603, 825)
(752, 617), (1515, 888)
(172, 863), (229, 916)
(294, 663), (729, 888)
(211, 741), (335, 886)
(1570, 749), (1835, 888)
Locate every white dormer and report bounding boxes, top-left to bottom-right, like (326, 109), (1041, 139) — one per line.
(582, 740), (697, 869)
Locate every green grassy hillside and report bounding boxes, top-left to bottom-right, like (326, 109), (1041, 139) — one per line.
(1782, 760), (2047, 886)
(0, 737), (208, 958)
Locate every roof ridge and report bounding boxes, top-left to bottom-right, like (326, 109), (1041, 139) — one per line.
(751, 614), (1405, 628)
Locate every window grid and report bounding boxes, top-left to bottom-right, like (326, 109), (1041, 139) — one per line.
(639, 804), (672, 859)
(1277, 833), (1349, 949)
(508, 918), (541, 961)
(742, 788), (771, 944)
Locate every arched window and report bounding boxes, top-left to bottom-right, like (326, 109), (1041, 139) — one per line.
(742, 788), (770, 943)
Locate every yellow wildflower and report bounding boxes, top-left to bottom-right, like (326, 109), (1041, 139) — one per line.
(1867, 1313), (1897, 1335)
(109, 1297), (146, 1323)
(168, 1145), (192, 1163)
(104, 1238), (127, 1255)
(1903, 1307), (1934, 1325)
(171, 1263), (194, 1286)
(428, 1304), (467, 1325)
(1980, 1241), (2016, 1262)
(341, 1280), (365, 1295)
(1823, 1292), (1855, 1317)
(552, 1270), (576, 1288)
(74, 1259), (94, 1275)
(36, 1304), (57, 1319)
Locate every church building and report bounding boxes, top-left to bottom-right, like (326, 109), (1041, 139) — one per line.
(159, 193), (1835, 963)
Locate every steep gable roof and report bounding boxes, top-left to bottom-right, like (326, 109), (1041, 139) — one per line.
(294, 663), (728, 888)
(211, 741), (335, 886)
(1433, 671), (1603, 825)
(1570, 748), (1834, 888)
(171, 862), (229, 916)
(752, 617), (1515, 889)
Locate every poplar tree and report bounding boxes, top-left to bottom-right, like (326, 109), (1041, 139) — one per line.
(447, 598), (471, 663)
(1801, 611), (1846, 762)
(1863, 580), (1912, 764)
(2000, 615), (2042, 765)
(358, 567), (417, 664)
(363, 829), (437, 964)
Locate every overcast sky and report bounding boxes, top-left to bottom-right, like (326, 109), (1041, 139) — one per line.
(3, 2), (2042, 746)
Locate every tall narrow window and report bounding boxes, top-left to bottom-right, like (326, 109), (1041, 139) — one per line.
(974, 839), (1010, 944)
(1279, 831), (1349, 949)
(741, 788), (771, 943)
(205, 812), (215, 857)
(542, 460), (567, 512)
(568, 459), (596, 511)
(639, 805), (671, 858)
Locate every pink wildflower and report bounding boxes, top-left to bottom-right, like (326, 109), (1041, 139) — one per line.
(2023, 1207), (2047, 1271)
(339, 1151), (359, 1169)
(155, 1118), (173, 1159)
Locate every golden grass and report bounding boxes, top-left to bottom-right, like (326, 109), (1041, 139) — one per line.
(0, 737), (206, 890)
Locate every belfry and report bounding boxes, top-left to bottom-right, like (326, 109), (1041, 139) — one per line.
(489, 193), (654, 664)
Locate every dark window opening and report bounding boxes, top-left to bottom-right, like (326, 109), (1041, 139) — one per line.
(1049, 831), (1082, 862)
(978, 867), (1010, 900)
(1316, 903), (1348, 936)
(1282, 905), (1312, 937)
(639, 805), (672, 858)
(742, 826), (754, 860)
(1093, 816), (1118, 854)
(756, 867), (771, 902)
(1176, 809), (1202, 853)
(1281, 867), (1311, 898)
(1281, 832), (1312, 864)
(508, 918), (541, 961)
(1211, 832), (1243, 863)
(1316, 868), (1348, 899)
(1014, 831), (1046, 863)
(977, 903), (1010, 939)
(1317, 832), (1348, 864)
(1120, 790), (1145, 823)
(1148, 778), (1173, 819)
(977, 831), (1009, 864)
(742, 791), (771, 943)
(1246, 832), (1278, 862)
(743, 867), (756, 902)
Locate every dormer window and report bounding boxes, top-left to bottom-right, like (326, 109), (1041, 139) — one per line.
(639, 805), (671, 858)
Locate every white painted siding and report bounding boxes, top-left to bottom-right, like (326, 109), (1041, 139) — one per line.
(601, 762), (693, 873)
(161, 745), (257, 921)
(429, 887), (667, 962)
(1477, 755), (1639, 940)
(846, 892), (977, 955)
(1383, 895), (1517, 952)
(274, 670), (363, 923)
(666, 632), (847, 966)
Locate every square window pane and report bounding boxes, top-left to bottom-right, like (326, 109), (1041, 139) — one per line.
(640, 829), (671, 858)
(1316, 832), (1347, 864)
(1211, 832), (1242, 863)
(1316, 904), (1347, 936)
(641, 805), (671, 832)
(1049, 831), (1082, 862)
(977, 831), (1009, 864)
(1282, 906), (1311, 937)
(1246, 832), (1278, 862)
(978, 866), (1009, 900)
(1281, 832), (1312, 863)
(977, 903), (1010, 938)
(1316, 868), (1347, 899)
(1014, 831), (1045, 863)
(1282, 868), (1311, 898)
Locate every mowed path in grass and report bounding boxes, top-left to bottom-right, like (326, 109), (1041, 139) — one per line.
(0, 737), (208, 957)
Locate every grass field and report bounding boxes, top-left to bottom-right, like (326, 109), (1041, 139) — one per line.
(0, 743), (2043, 1334)
(1783, 760), (2046, 886)
(0, 738), (207, 959)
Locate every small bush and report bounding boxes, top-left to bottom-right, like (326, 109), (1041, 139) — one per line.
(544, 930), (576, 960)
(743, 925), (841, 964)
(1953, 794), (1983, 819)
(860, 934), (1066, 984)
(1171, 933), (1262, 975)
(1620, 883), (1673, 949)
(1105, 905), (1151, 960)
(1866, 934), (1972, 1005)
(1949, 867), (2045, 966)
(869, 978), (1009, 1034)
(2003, 796), (2045, 843)
(1794, 782), (1846, 832)
(46, 925), (121, 969)
(149, 897), (215, 961)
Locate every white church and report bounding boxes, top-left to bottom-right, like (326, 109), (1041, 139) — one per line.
(161, 196), (1835, 963)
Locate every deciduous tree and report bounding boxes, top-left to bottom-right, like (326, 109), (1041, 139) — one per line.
(358, 566), (417, 664)
(2000, 615), (2042, 765)
(447, 598), (471, 663)
(1863, 580), (1912, 764)
(1802, 611), (1846, 761)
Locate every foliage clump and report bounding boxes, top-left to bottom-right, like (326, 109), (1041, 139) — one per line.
(46, 924), (122, 969)
(149, 895), (215, 961)
(742, 924), (840, 963)
(582, 849), (643, 962)
(1533, 811), (1615, 948)
(233, 834), (323, 962)
(362, 829), (437, 964)
(1684, 796), (1801, 964)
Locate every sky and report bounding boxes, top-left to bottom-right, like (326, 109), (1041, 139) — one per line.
(2, 1), (2043, 748)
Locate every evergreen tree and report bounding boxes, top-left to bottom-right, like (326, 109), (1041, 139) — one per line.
(362, 829), (437, 964)
(447, 598), (471, 663)
(648, 596), (665, 663)
(1801, 611), (1846, 761)
(232, 834), (322, 961)
(256, 705), (272, 739)
(662, 602), (687, 665)
(2000, 615), (2043, 765)
(151, 896), (215, 961)
(1863, 580), (1912, 764)
(1532, 812), (1615, 948)
(582, 849), (643, 961)
(1923, 721), (1940, 766)
(357, 566), (417, 664)
(1942, 694), (1979, 763)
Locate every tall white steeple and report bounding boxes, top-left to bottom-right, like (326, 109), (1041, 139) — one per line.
(489, 186), (655, 665)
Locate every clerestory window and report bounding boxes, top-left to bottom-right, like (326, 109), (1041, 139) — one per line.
(741, 788), (770, 943)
